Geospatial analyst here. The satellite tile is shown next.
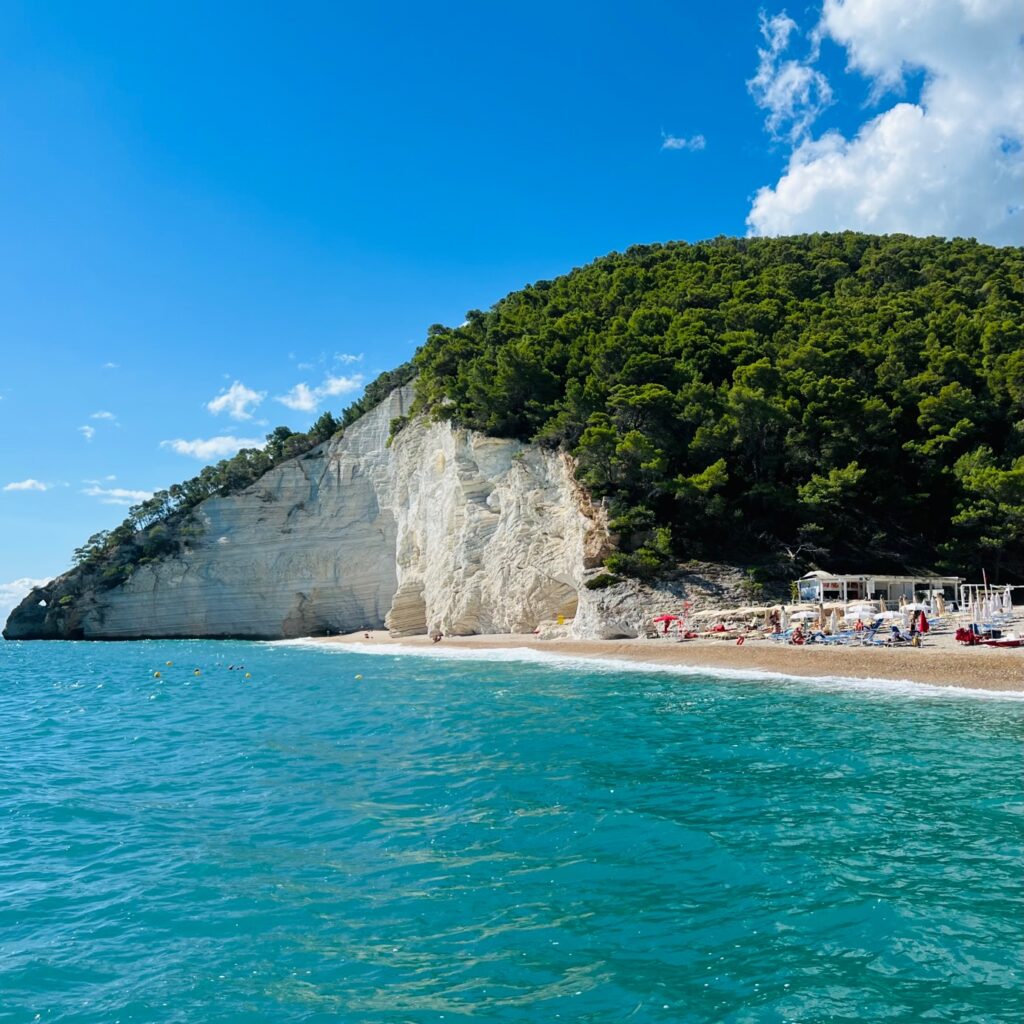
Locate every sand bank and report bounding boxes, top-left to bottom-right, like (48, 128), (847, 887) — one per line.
(313, 628), (1024, 694)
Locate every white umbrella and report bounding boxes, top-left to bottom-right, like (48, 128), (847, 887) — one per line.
(829, 609), (839, 634)
(790, 610), (816, 620)
(847, 602), (876, 615)
(877, 611), (903, 621)
(903, 602), (929, 612)
(779, 607), (789, 631)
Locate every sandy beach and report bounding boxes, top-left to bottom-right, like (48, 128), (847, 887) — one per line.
(314, 627), (1024, 694)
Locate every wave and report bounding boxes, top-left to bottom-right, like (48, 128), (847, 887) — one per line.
(269, 638), (1024, 702)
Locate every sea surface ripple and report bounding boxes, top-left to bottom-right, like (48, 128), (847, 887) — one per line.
(1, 639), (1021, 1023)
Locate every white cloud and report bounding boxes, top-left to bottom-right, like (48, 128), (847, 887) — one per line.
(3, 479), (50, 492)
(102, 361), (119, 369)
(160, 436), (264, 460)
(206, 381), (266, 421)
(275, 374), (363, 413)
(747, 11), (833, 144)
(82, 484), (153, 506)
(747, 0), (1024, 244)
(334, 352), (364, 364)
(90, 411), (117, 421)
(276, 382), (319, 412)
(78, 425), (95, 441)
(661, 132), (707, 151)
(320, 374), (363, 397)
(0, 577), (51, 624)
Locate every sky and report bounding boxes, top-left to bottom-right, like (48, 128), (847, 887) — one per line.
(1, 0), (1021, 616)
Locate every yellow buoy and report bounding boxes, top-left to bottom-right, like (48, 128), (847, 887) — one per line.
(166, 661), (173, 667)
(153, 671), (161, 678)
(244, 672), (251, 679)
(193, 669), (201, 676)
(354, 674), (363, 680)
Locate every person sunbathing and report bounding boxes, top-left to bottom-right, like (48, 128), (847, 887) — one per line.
(888, 625), (911, 644)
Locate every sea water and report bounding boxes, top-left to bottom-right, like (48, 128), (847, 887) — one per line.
(0, 640), (1021, 1023)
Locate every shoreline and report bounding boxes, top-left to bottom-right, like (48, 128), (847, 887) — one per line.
(310, 631), (1024, 694)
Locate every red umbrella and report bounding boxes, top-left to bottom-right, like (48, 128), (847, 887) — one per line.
(918, 611), (930, 634)
(653, 613), (680, 634)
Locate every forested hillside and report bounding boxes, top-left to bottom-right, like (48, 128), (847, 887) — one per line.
(412, 233), (1024, 581)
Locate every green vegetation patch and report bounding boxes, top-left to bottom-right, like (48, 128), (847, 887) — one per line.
(412, 233), (1024, 580)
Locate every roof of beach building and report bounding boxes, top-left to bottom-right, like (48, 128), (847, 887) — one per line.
(799, 570), (962, 583)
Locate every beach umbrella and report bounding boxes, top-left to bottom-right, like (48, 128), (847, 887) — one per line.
(918, 611), (930, 634)
(779, 606), (789, 631)
(877, 611), (903, 621)
(903, 602), (929, 612)
(935, 594), (946, 617)
(829, 609), (839, 634)
(847, 602), (875, 616)
(790, 610), (816, 620)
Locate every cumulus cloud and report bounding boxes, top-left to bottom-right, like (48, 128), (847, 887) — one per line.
(747, 11), (832, 143)
(661, 132), (707, 151)
(3, 479), (50, 492)
(90, 411), (117, 421)
(0, 577), (51, 623)
(160, 436), (264, 460)
(747, 0), (1024, 244)
(334, 352), (364, 364)
(82, 484), (153, 506)
(206, 381), (266, 420)
(78, 425), (95, 441)
(276, 374), (363, 413)
(277, 383), (319, 412)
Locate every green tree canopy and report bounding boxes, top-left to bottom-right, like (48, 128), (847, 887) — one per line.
(413, 233), (1024, 580)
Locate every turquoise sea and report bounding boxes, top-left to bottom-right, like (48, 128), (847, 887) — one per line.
(1, 640), (1021, 1023)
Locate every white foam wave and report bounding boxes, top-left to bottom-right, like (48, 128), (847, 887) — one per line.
(270, 639), (1024, 702)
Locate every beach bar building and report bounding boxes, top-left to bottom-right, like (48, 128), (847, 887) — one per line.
(796, 570), (963, 605)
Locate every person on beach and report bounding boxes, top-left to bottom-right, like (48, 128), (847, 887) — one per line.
(432, 633), (443, 643)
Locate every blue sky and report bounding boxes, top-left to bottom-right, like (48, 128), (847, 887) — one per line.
(1, 0), (1020, 603)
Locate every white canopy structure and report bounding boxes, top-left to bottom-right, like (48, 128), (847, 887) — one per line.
(797, 571), (962, 606)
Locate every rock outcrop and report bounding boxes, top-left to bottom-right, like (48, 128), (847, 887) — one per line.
(4, 388), (614, 640)
(5, 387), (783, 642)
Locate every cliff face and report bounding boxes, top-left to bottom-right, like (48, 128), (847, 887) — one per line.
(4, 388), (613, 640)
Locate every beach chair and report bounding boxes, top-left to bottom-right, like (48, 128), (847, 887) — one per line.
(850, 618), (883, 646)
(875, 625), (912, 646)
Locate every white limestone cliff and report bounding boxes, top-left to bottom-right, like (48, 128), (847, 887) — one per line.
(7, 387), (616, 640)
